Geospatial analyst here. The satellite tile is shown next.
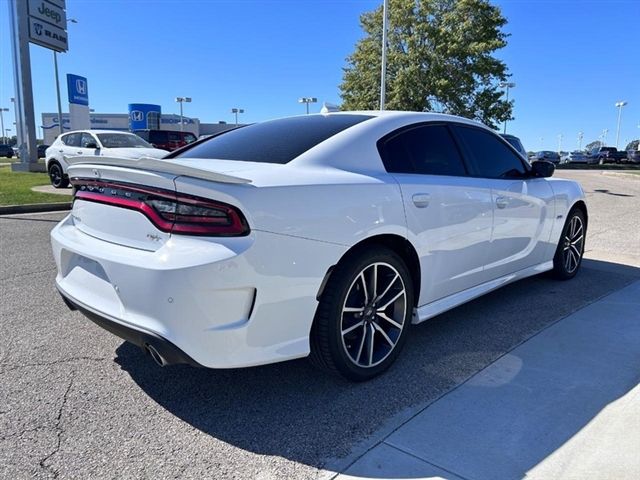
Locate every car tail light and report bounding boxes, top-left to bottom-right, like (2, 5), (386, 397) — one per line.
(71, 179), (249, 236)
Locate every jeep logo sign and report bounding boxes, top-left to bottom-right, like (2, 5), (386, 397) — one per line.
(28, 0), (67, 28)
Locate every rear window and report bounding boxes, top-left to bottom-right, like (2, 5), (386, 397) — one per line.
(175, 114), (373, 164)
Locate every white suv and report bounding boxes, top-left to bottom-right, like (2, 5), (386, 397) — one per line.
(45, 130), (168, 188)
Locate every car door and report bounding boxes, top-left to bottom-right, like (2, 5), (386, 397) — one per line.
(379, 123), (494, 306)
(75, 133), (101, 161)
(56, 132), (82, 165)
(452, 125), (555, 280)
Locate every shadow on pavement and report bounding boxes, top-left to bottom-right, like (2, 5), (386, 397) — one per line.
(114, 259), (639, 477)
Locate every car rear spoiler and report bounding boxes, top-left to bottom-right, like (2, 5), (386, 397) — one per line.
(68, 156), (252, 184)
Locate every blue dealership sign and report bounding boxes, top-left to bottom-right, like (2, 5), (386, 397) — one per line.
(128, 104), (162, 130)
(67, 74), (89, 106)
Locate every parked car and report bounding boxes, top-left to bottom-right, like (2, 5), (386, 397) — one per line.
(51, 112), (587, 381)
(588, 146), (626, 164)
(37, 144), (49, 158)
(500, 134), (528, 159)
(534, 151), (561, 164)
(133, 129), (197, 151)
(626, 149), (640, 164)
(561, 151), (593, 164)
(45, 130), (168, 188)
(0, 144), (14, 158)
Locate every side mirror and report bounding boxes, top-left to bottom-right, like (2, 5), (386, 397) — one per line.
(531, 160), (555, 178)
(85, 142), (99, 149)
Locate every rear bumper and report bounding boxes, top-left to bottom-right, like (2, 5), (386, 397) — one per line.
(60, 290), (201, 367)
(51, 213), (346, 368)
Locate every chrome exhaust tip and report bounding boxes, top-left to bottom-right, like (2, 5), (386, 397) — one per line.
(145, 344), (168, 367)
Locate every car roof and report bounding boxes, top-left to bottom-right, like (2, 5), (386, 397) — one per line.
(61, 129), (136, 135)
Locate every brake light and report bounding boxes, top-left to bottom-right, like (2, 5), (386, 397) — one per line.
(71, 179), (249, 236)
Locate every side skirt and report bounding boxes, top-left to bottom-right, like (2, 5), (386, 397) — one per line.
(412, 261), (554, 324)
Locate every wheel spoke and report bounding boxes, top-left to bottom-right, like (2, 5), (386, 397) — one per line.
(571, 234), (583, 245)
(375, 273), (399, 304)
(355, 326), (367, 363)
(373, 322), (394, 347)
(342, 320), (365, 335)
(565, 248), (572, 270)
(358, 272), (369, 305)
(343, 307), (365, 313)
(376, 311), (403, 329)
(571, 224), (583, 241)
(372, 264), (378, 299)
(377, 289), (405, 311)
(368, 324), (375, 366)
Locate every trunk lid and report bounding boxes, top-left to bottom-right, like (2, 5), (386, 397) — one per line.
(68, 164), (179, 251)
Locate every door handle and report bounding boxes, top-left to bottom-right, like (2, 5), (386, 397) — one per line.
(496, 196), (509, 209)
(412, 193), (431, 208)
(77, 151), (83, 154)
(58, 149), (64, 153)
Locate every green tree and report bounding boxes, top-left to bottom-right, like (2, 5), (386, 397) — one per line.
(340, 0), (513, 128)
(584, 141), (601, 152)
(625, 139), (639, 151)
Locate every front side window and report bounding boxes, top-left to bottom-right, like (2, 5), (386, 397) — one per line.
(81, 133), (98, 148)
(455, 126), (527, 179)
(379, 124), (467, 176)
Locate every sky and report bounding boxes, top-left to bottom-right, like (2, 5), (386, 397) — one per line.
(1, 0), (639, 151)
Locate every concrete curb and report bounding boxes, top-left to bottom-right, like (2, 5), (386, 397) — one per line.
(0, 202), (71, 215)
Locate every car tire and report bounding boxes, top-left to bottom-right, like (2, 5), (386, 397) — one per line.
(551, 208), (586, 280)
(48, 162), (69, 188)
(310, 246), (414, 381)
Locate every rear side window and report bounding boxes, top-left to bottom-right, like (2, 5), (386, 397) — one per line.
(379, 124), (467, 176)
(176, 114), (372, 164)
(455, 126), (527, 179)
(62, 133), (81, 147)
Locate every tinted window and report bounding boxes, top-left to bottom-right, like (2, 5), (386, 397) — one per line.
(62, 133), (81, 147)
(149, 131), (167, 143)
(81, 133), (97, 148)
(176, 114), (372, 164)
(184, 133), (197, 144)
(379, 124), (467, 176)
(456, 126), (526, 178)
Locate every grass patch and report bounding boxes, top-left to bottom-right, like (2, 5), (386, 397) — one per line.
(0, 165), (70, 206)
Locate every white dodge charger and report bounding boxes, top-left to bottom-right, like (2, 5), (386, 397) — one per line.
(51, 112), (587, 381)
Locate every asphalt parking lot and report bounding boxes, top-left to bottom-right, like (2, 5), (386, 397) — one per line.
(1, 170), (639, 479)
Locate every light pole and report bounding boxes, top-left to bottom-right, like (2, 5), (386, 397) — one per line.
(614, 101), (627, 149)
(499, 81), (516, 134)
(540, 137), (544, 149)
(380, 0), (389, 110)
(231, 108), (244, 126)
(53, 18), (78, 136)
(577, 131), (584, 151)
(175, 97), (192, 131)
(0, 108), (8, 143)
(558, 134), (563, 153)
(298, 97), (317, 115)
(601, 128), (608, 147)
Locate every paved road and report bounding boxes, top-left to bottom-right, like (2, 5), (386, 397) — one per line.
(1, 171), (638, 479)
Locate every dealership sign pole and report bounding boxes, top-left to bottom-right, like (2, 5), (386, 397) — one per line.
(9, 0), (69, 171)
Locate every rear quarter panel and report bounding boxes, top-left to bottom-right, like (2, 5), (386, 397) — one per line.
(545, 177), (587, 254)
